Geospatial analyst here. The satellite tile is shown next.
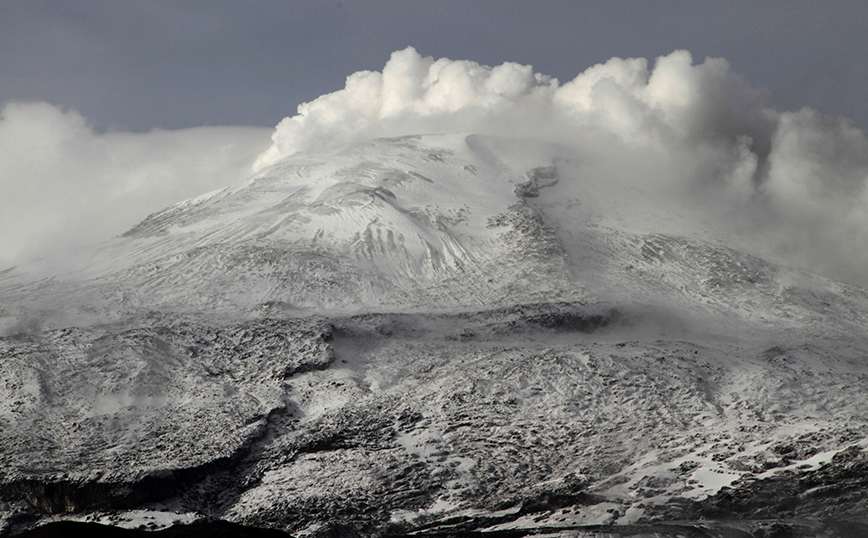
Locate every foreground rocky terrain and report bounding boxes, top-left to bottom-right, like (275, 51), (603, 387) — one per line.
(2, 135), (868, 537)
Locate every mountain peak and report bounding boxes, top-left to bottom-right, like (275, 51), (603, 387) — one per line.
(3, 133), (867, 338)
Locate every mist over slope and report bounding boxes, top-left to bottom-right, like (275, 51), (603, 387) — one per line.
(5, 132), (868, 341)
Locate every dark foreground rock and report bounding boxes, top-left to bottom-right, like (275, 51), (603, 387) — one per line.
(3, 303), (868, 537)
(14, 520), (291, 538)
(15, 519), (868, 538)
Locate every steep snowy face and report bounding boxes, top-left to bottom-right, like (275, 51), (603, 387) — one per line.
(2, 134), (580, 322)
(112, 134), (540, 305)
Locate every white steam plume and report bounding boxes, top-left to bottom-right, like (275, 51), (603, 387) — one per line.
(0, 101), (272, 270)
(254, 48), (774, 168)
(256, 47), (868, 286)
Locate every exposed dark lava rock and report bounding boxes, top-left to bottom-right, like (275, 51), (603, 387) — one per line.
(692, 444), (868, 521)
(0, 316), (335, 516)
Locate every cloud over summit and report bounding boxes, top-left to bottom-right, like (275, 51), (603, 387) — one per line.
(254, 47), (773, 168)
(256, 47), (868, 285)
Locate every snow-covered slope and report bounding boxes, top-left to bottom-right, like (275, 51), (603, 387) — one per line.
(1, 135), (575, 326)
(5, 134), (867, 334)
(2, 134), (868, 537)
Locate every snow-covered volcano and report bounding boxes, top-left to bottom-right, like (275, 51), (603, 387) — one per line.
(3, 134), (868, 537)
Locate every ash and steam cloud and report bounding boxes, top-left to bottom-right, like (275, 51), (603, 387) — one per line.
(254, 48), (776, 169)
(255, 47), (868, 285)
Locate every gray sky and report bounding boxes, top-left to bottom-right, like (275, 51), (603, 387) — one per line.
(3, 0), (867, 132)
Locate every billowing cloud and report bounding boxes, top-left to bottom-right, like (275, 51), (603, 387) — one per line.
(760, 108), (868, 283)
(0, 101), (271, 270)
(254, 48), (775, 168)
(255, 47), (868, 286)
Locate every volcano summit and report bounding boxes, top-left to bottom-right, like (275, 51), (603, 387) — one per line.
(3, 49), (868, 538)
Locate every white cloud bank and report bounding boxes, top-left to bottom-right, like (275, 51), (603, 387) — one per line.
(254, 47), (776, 167)
(0, 101), (271, 270)
(256, 47), (868, 286)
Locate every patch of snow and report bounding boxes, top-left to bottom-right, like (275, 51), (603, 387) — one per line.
(40, 510), (202, 531)
(390, 498), (461, 524)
